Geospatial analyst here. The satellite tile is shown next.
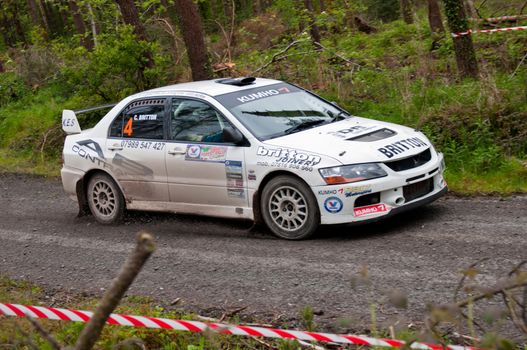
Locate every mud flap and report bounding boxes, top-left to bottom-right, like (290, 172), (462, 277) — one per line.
(75, 178), (91, 217)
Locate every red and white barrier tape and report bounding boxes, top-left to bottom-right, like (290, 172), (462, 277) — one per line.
(451, 25), (527, 37)
(0, 303), (483, 350)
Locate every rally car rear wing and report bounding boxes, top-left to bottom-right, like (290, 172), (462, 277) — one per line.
(62, 103), (116, 135)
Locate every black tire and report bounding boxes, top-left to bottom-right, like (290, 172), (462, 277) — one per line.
(86, 173), (125, 224)
(260, 175), (319, 240)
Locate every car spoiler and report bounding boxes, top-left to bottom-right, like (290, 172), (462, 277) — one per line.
(62, 103), (116, 135)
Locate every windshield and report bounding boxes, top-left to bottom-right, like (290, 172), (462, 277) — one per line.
(215, 83), (348, 140)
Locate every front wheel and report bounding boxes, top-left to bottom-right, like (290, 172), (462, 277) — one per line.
(87, 173), (125, 224)
(261, 175), (319, 240)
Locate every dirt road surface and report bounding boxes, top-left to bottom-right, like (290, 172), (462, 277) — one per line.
(1, 173), (526, 338)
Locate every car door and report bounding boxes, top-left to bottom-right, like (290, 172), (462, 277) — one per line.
(106, 98), (169, 202)
(165, 97), (248, 207)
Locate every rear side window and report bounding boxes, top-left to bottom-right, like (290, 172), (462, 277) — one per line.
(109, 99), (166, 139)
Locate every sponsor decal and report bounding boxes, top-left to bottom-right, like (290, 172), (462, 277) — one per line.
(318, 189), (338, 196)
(72, 140), (112, 169)
(378, 137), (428, 159)
(341, 185), (372, 198)
(237, 89), (281, 103)
(112, 153), (153, 177)
(227, 188), (245, 198)
(77, 139), (105, 159)
(215, 83), (301, 109)
(324, 197), (343, 213)
(227, 178), (244, 187)
(354, 203), (389, 217)
(62, 118), (76, 128)
(225, 160), (245, 199)
(187, 145), (201, 158)
(328, 125), (375, 138)
(318, 185), (372, 197)
(257, 146), (321, 167)
(185, 145), (226, 162)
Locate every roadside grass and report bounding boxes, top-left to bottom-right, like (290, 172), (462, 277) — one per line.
(0, 275), (278, 349)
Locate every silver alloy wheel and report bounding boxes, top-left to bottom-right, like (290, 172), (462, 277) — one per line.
(91, 180), (116, 217)
(268, 186), (308, 232)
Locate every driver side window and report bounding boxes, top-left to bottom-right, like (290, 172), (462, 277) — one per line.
(170, 98), (231, 143)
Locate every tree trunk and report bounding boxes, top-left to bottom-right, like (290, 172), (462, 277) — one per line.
(253, 0), (261, 15)
(400, 0), (413, 24)
(174, 0), (212, 80)
(68, 0), (93, 50)
(12, 2), (27, 44)
(318, 0), (325, 12)
(37, 0), (51, 34)
(27, 0), (42, 25)
(115, 0), (154, 68)
(427, 0), (444, 33)
(86, 3), (99, 47)
(304, 0), (322, 50)
(0, 13), (14, 47)
(41, 0), (64, 36)
(464, 0), (476, 18)
(443, 0), (479, 79)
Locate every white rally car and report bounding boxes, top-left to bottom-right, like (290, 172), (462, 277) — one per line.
(61, 77), (447, 239)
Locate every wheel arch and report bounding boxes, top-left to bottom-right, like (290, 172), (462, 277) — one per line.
(252, 170), (317, 225)
(75, 169), (126, 216)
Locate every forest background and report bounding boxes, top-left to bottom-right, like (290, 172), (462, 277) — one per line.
(0, 0), (526, 194)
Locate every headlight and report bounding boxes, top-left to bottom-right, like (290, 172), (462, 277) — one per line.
(319, 163), (387, 185)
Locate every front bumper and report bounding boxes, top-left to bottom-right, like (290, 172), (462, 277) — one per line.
(314, 152), (447, 225)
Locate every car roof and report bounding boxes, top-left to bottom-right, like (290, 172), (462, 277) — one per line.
(133, 77), (283, 98)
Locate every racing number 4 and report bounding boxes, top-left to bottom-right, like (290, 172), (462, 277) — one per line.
(123, 118), (133, 137)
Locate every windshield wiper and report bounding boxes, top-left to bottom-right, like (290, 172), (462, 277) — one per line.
(283, 119), (328, 135)
(329, 110), (351, 123)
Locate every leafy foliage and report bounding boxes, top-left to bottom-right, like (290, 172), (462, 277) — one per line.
(0, 0), (526, 192)
(57, 25), (171, 101)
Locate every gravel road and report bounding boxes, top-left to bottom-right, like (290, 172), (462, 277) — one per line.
(0, 173), (526, 338)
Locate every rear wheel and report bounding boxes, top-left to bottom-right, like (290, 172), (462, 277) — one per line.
(261, 175), (319, 240)
(87, 173), (125, 224)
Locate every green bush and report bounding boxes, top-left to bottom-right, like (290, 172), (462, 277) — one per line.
(0, 72), (29, 108)
(57, 25), (171, 102)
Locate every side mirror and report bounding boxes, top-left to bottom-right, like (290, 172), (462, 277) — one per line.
(222, 127), (244, 145)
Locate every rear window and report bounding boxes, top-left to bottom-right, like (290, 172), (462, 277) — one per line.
(109, 99), (166, 139)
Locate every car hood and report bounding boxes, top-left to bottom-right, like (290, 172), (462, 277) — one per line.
(262, 117), (432, 165)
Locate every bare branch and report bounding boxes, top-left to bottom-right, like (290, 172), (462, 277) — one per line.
(509, 260), (527, 277)
(502, 291), (527, 334)
(523, 285), (527, 326)
(25, 316), (61, 350)
(470, 14), (527, 23)
(521, 0), (527, 14)
(13, 320), (40, 350)
(73, 232), (156, 350)
(454, 257), (489, 302)
(219, 306), (247, 322)
(250, 39), (308, 75)
(457, 279), (527, 308)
